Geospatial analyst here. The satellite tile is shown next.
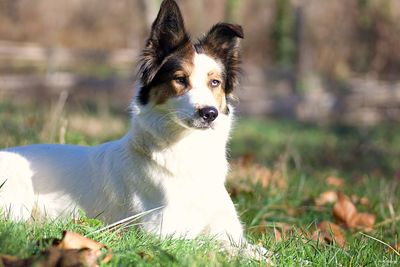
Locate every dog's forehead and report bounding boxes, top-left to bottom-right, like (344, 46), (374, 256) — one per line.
(190, 52), (223, 80)
(167, 45), (223, 78)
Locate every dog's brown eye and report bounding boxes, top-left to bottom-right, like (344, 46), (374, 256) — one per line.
(174, 77), (187, 86)
(210, 79), (221, 88)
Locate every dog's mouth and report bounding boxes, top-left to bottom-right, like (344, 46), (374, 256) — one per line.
(172, 108), (218, 130)
(187, 118), (215, 130)
(176, 115), (215, 130)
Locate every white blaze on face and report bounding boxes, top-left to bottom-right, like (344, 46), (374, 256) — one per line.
(188, 53), (224, 109)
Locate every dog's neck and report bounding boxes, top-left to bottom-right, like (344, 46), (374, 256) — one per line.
(121, 115), (230, 186)
(124, 102), (233, 164)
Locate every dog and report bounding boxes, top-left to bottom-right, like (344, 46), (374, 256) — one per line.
(0, 0), (267, 259)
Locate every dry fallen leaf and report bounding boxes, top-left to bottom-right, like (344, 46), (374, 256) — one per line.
(0, 254), (33, 267)
(44, 247), (99, 267)
(315, 191), (338, 206)
(326, 176), (345, 187)
(1, 248), (98, 267)
(56, 231), (112, 264)
(333, 193), (357, 225)
(228, 157), (287, 196)
(333, 193), (375, 232)
(348, 212), (376, 232)
(312, 221), (346, 248)
(0, 231), (112, 267)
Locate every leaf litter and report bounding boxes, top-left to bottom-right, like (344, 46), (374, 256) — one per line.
(0, 231), (112, 267)
(246, 170), (380, 249)
(227, 155), (287, 197)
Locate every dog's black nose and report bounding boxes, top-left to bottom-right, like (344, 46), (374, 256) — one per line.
(199, 107), (218, 123)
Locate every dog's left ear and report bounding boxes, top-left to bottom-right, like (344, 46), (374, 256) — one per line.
(140, 0), (190, 86)
(198, 23), (244, 94)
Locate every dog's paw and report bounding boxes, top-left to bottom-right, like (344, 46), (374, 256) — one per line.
(239, 243), (273, 264)
(221, 241), (273, 265)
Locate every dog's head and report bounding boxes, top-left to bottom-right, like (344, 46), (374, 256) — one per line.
(135, 0), (243, 131)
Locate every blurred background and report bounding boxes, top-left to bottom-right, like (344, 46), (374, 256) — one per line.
(1, 0), (400, 124)
(1, 0), (400, 177)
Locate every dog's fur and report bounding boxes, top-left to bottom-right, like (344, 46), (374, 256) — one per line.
(0, 0), (266, 257)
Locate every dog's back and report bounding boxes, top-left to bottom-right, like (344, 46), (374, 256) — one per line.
(0, 141), (135, 220)
(1, 144), (91, 220)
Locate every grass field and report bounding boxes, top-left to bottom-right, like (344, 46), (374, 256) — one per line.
(0, 101), (399, 266)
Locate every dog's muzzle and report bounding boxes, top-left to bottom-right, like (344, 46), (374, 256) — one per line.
(186, 106), (219, 129)
(198, 107), (218, 123)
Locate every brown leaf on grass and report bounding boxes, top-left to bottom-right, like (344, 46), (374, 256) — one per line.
(315, 191), (338, 206)
(0, 254), (33, 267)
(55, 231), (112, 264)
(1, 248), (98, 267)
(0, 231), (112, 267)
(333, 193), (375, 232)
(348, 213), (376, 232)
(326, 176), (345, 187)
(312, 221), (346, 248)
(228, 157), (287, 195)
(333, 193), (357, 225)
(44, 247), (99, 267)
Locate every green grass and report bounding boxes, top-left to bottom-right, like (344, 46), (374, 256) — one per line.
(0, 101), (399, 266)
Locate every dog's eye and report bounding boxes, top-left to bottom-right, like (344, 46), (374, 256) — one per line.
(210, 79), (221, 88)
(174, 77), (187, 86)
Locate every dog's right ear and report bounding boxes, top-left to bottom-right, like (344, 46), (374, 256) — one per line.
(198, 23), (243, 95)
(139, 0), (189, 87)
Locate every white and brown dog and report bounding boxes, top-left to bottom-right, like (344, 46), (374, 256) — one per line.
(0, 0), (266, 258)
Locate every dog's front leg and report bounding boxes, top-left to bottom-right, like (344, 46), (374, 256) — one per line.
(207, 188), (270, 261)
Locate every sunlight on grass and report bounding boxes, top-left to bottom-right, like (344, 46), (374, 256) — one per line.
(0, 102), (399, 266)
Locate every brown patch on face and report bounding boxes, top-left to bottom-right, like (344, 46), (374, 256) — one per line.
(148, 44), (195, 105)
(137, 0), (193, 106)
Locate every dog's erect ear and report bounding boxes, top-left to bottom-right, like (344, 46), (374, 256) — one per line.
(198, 23), (244, 94)
(149, 0), (189, 56)
(140, 0), (189, 86)
(200, 23), (244, 53)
